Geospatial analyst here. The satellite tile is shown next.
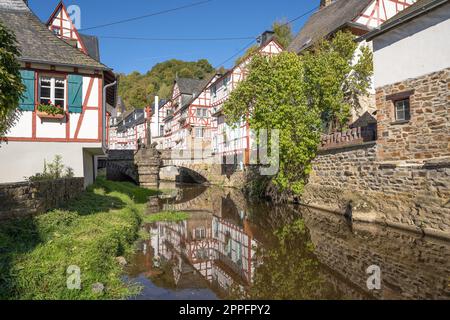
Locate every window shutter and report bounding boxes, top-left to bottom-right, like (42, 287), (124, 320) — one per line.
(19, 70), (35, 111)
(68, 74), (83, 113)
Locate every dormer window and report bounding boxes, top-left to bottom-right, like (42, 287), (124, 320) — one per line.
(52, 26), (61, 36)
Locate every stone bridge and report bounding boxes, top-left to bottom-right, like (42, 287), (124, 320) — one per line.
(105, 148), (248, 188)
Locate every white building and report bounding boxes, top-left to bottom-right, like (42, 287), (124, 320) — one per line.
(0, 0), (116, 186)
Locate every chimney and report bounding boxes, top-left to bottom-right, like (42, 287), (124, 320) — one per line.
(320, 0), (334, 9)
(258, 30), (275, 47)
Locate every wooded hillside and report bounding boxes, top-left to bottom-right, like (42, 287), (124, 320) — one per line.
(117, 59), (215, 109)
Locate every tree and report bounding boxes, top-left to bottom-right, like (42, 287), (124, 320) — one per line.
(272, 20), (293, 48)
(235, 20), (293, 65)
(223, 31), (373, 196)
(302, 31), (373, 133)
(0, 22), (24, 139)
(118, 59), (214, 109)
(224, 52), (322, 196)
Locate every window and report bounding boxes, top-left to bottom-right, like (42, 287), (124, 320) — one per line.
(223, 77), (228, 90)
(160, 125), (164, 136)
(195, 127), (204, 139)
(194, 227), (206, 239)
(52, 26), (61, 36)
(395, 99), (411, 121)
(39, 76), (66, 108)
(196, 108), (208, 118)
(211, 85), (217, 98)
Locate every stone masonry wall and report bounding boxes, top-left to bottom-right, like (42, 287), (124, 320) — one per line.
(376, 68), (449, 161)
(302, 143), (450, 239)
(0, 178), (84, 220)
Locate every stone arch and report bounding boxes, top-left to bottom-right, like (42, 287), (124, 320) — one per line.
(106, 161), (138, 184)
(160, 165), (208, 184)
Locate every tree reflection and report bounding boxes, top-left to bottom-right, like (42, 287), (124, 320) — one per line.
(233, 219), (338, 300)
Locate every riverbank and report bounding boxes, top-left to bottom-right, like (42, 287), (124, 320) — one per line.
(0, 177), (157, 300)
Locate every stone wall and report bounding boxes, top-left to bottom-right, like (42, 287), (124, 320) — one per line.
(302, 143), (450, 240)
(376, 68), (449, 161)
(303, 208), (450, 300)
(0, 178), (84, 220)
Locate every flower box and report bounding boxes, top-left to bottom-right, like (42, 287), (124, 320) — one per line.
(36, 103), (66, 120)
(37, 111), (66, 120)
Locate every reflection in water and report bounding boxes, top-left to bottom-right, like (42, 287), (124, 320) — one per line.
(125, 183), (450, 300)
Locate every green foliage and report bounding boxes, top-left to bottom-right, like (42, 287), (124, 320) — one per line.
(235, 20), (293, 65)
(0, 22), (24, 138)
(118, 59), (214, 109)
(0, 177), (157, 300)
(27, 155), (74, 182)
(143, 211), (190, 223)
(37, 103), (65, 116)
(302, 31), (373, 132)
(224, 31), (373, 195)
(231, 219), (338, 300)
(272, 20), (293, 48)
(224, 52), (321, 195)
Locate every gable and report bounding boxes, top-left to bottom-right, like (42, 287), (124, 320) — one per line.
(354, 0), (417, 28)
(46, 2), (87, 54)
(288, 0), (417, 54)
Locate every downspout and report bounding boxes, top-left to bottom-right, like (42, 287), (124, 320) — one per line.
(102, 81), (117, 152)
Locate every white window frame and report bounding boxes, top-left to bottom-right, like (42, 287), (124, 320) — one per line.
(395, 99), (410, 121)
(195, 127), (204, 139)
(39, 75), (66, 109)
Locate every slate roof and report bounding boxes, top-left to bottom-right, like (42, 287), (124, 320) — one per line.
(349, 111), (377, 128)
(179, 74), (217, 110)
(79, 33), (101, 61)
(288, 0), (373, 54)
(0, 0), (108, 70)
(176, 77), (205, 95)
(364, 0), (448, 41)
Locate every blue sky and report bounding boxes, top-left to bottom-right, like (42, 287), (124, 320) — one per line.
(30, 0), (319, 74)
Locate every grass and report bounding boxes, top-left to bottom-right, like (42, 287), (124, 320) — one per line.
(0, 176), (157, 300)
(143, 211), (190, 223)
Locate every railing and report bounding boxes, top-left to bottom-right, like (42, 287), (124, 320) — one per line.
(320, 126), (377, 150)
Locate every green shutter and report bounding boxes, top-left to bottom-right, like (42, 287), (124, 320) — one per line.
(68, 74), (83, 113)
(19, 70), (35, 111)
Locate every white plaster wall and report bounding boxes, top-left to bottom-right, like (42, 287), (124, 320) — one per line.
(0, 141), (101, 185)
(83, 77), (99, 107)
(373, 3), (450, 88)
(36, 116), (66, 138)
(78, 110), (99, 140)
(7, 111), (32, 138)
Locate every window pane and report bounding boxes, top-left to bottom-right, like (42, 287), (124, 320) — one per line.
(40, 98), (51, 105)
(54, 99), (64, 108)
(55, 78), (65, 88)
(40, 77), (51, 87)
(55, 88), (65, 99)
(40, 87), (51, 99)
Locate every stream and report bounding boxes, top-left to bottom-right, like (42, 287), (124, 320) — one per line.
(124, 182), (450, 300)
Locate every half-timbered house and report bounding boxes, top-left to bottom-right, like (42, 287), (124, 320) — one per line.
(288, 0), (417, 124)
(0, 0), (116, 186)
(211, 33), (284, 167)
(159, 75), (219, 151)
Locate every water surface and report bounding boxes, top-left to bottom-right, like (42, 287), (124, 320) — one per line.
(125, 183), (450, 300)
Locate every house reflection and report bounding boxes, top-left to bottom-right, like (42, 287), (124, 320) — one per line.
(141, 186), (260, 296)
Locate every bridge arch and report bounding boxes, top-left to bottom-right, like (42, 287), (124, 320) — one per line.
(160, 165), (208, 184)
